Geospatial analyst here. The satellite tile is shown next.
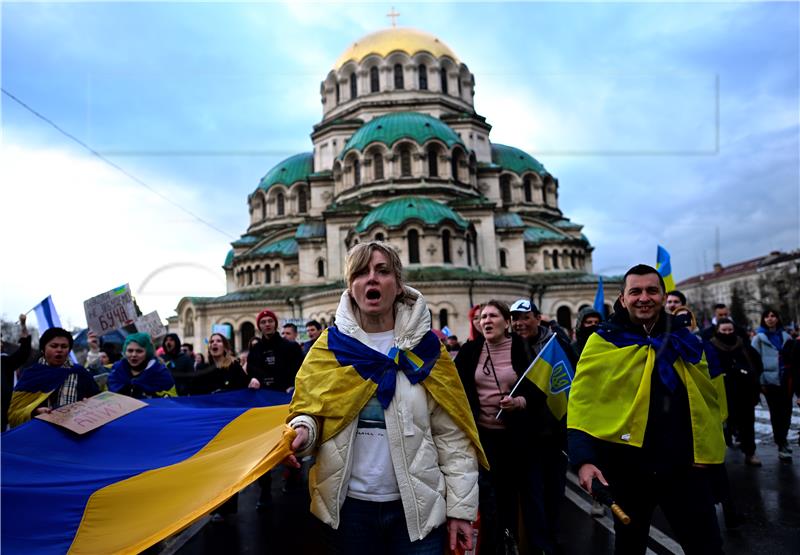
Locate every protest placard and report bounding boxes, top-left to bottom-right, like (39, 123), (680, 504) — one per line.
(135, 311), (166, 340)
(83, 284), (136, 334)
(36, 391), (147, 435)
(211, 323), (232, 339)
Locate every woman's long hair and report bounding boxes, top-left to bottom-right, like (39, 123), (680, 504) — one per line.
(207, 333), (236, 369)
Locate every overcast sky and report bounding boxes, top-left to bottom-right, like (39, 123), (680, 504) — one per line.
(2, 1), (798, 328)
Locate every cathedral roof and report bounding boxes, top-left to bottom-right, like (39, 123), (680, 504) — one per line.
(523, 226), (568, 245)
(256, 152), (313, 192)
(355, 196), (468, 232)
(295, 222), (326, 239)
(333, 27), (459, 69)
(340, 112), (464, 158)
(251, 237), (298, 257)
(491, 144), (547, 177)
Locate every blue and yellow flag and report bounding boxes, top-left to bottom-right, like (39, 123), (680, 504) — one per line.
(290, 327), (488, 468)
(517, 335), (575, 420)
(656, 245), (676, 292)
(567, 326), (726, 464)
(1, 389), (292, 555)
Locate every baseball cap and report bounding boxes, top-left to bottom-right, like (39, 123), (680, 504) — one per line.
(510, 299), (538, 314)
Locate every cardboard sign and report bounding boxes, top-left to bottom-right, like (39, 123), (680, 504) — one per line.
(36, 391), (147, 434)
(84, 284), (136, 334)
(135, 311), (165, 340)
(211, 323), (232, 339)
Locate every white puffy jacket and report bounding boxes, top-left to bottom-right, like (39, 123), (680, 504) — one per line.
(289, 287), (479, 541)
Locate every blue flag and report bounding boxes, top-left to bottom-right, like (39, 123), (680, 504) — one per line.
(32, 295), (77, 364)
(656, 245), (676, 292)
(593, 276), (605, 320)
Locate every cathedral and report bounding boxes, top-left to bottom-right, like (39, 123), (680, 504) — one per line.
(172, 26), (614, 350)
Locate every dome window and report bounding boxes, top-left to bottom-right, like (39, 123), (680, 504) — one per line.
(375, 232), (385, 241)
(317, 259), (325, 278)
(399, 146), (412, 177)
(353, 159), (361, 186)
(442, 229), (451, 263)
(418, 64), (428, 90)
(408, 229), (420, 263)
(394, 64), (404, 90)
(297, 188), (308, 213)
(500, 175), (512, 204)
(427, 145), (439, 177)
(370, 67), (380, 93)
(335, 82), (340, 104)
(349, 73), (357, 100)
(277, 192), (285, 216)
(440, 68), (448, 94)
(264, 265), (272, 284)
(523, 177), (532, 203)
(499, 249), (508, 268)
(552, 251), (559, 269)
(373, 152), (384, 180)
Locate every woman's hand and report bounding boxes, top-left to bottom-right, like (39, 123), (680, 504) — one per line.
(248, 378), (261, 389)
(34, 407), (52, 416)
(283, 425), (309, 469)
(447, 518), (473, 552)
(499, 395), (525, 411)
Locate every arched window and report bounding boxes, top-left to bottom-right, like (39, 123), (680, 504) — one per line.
(500, 175), (512, 204)
(184, 309), (194, 337)
(264, 265), (271, 284)
(297, 188), (308, 213)
(375, 232), (385, 242)
(542, 183), (549, 206)
(408, 229), (420, 263)
(317, 259), (325, 277)
(523, 177), (532, 202)
(394, 64), (404, 89)
(261, 199), (266, 220)
(276, 193), (285, 216)
(556, 306), (573, 333)
(370, 67), (380, 92)
(373, 152), (384, 180)
(240, 322), (254, 352)
(440, 68), (448, 94)
(418, 64), (428, 90)
(247, 267), (253, 285)
(399, 146), (412, 177)
(466, 235), (473, 266)
(349, 73), (357, 100)
(438, 308), (449, 329)
(353, 159), (361, 186)
(499, 249), (508, 268)
(427, 146), (439, 177)
(451, 149), (462, 182)
(458, 76), (463, 98)
(273, 264), (281, 284)
(571, 251), (577, 268)
(552, 250), (559, 269)
(442, 229), (451, 263)
(335, 82), (340, 104)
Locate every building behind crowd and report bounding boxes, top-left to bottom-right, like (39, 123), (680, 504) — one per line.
(677, 249), (800, 330)
(170, 26), (619, 351)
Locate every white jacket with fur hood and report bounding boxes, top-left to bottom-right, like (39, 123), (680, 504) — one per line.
(289, 286), (479, 541)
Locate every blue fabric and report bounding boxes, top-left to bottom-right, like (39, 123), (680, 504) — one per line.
(596, 326), (704, 392)
(107, 358), (175, 396)
(14, 363), (86, 393)
(593, 276), (605, 319)
(0, 389), (287, 555)
(326, 327), (439, 409)
(757, 327), (786, 352)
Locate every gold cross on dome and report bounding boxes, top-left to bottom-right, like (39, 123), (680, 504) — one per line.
(387, 6), (400, 27)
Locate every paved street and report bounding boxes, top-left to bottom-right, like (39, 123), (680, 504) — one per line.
(171, 403), (799, 555)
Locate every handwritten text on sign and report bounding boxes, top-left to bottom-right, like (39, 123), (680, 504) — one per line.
(36, 391), (147, 434)
(135, 311), (165, 340)
(84, 284), (136, 334)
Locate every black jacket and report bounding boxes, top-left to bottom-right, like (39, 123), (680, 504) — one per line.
(248, 333), (303, 392)
(192, 360), (249, 395)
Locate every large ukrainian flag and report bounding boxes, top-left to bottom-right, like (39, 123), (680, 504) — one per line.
(567, 326), (726, 464)
(1, 389), (293, 555)
(519, 335), (574, 420)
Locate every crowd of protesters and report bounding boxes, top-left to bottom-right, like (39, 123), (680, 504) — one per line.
(2, 241), (799, 555)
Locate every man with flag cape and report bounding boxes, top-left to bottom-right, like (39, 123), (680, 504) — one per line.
(568, 264), (725, 555)
(286, 241), (485, 554)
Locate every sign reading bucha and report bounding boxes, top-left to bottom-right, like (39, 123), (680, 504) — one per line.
(84, 284), (136, 334)
(135, 311), (166, 340)
(35, 391), (147, 434)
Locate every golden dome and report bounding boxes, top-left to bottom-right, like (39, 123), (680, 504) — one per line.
(333, 27), (459, 70)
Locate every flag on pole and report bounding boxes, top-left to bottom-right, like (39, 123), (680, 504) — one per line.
(593, 276), (605, 320)
(32, 295), (77, 364)
(656, 245), (676, 292)
(515, 335), (575, 420)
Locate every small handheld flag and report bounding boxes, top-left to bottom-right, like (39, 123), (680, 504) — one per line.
(656, 245), (676, 292)
(593, 276), (605, 320)
(500, 335), (575, 421)
(32, 295), (78, 364)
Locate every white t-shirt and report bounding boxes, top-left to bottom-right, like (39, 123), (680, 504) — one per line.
(347, 330), (401, 502)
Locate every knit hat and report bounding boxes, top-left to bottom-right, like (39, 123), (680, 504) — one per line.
(123, 332), (155, 360)
(39, 327), (74, 351)
(256, 308), (278, 326)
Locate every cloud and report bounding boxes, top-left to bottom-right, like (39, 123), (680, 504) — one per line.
(0, 142), (231, 329)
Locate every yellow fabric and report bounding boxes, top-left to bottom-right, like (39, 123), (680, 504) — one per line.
(713, 374), (728, 423)
(8, 390), (52, 428)
(289, 330), (488, 469)
(523, 356), (570, 420)
(567, 333), (726, 465)
(68, 406), (293, 555)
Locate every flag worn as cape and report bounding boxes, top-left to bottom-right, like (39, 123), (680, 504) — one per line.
(567, 326), (726, 464)
(107, 358), (177, 398)
(1, 389), (293, 555)
(519, 335), (575, 420)
(8, 363), (100, 428)
(290, 327), (488, 469)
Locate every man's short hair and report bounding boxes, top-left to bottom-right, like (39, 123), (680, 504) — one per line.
(620, 264), (665, 293)
(305, 320), (322, 330)
(282, 323), (298, 332)
(713, 303), (727, 311)
(716, 317), (734, 328)
(509, 298), (541, 316)
(447, 335), (459, 342)
(667, 290), (687, 305)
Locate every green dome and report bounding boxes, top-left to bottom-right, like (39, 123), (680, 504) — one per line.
(356, 196), (468, 232)
(340, 112), (464, 158)
(256, 152), (313, 192)
(223, 249), (234, 268)
(491, 144), (547, 176)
